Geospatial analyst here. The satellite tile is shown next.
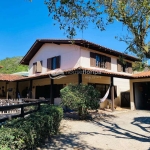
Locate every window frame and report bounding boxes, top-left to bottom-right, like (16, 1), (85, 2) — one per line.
(47, 55), (61, 71)
(90, 52), (111, 69)
(117, 59), (132, 73)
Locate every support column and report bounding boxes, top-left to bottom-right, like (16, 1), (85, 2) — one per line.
(6, 82), (9, 99)
(78, 74), (82, 84)
(16, 81), (19, 99)
(111, 76), (115, 112)
(29, 80), (32, 98)
(50, 78), (54, 104)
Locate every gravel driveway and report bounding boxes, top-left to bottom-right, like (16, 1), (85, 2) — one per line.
(41, 110), (150, 150)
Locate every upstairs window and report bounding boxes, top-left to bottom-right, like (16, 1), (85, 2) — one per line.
(117, 60), (132, 73)
(33, 61), (42, 74)
(90, 52), (111, 69)
(47, 56), (61, 71)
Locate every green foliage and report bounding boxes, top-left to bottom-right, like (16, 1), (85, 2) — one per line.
(132, 61), (148, 71)
(0, 105), (63, 150)
(45, 0), (150, 59)
(0, 57), (28, 74)
(103, 0), (150, 59)
(60, 84), (100, 119)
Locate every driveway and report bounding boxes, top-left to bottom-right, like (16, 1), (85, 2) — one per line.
(41, 110), (150, 150)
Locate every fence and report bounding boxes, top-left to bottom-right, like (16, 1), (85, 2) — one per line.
(0, 99), (49, 123)
(0, 99), (23, 114)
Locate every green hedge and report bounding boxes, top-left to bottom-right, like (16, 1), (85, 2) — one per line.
(0, 105), (63, 150)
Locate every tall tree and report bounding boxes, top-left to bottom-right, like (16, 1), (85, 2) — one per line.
(44, 0), (150, 59)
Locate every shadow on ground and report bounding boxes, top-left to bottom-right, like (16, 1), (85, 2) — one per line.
(64, 111), (116, 121)
(41, 133), (110, 150)
(131, 117), (150, 133)
(40, 112), (150, 150)
(91, 116), (150, 143)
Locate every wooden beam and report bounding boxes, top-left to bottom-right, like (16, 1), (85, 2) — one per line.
(50, 79), (54, 104)
(111, 76), (115, 112)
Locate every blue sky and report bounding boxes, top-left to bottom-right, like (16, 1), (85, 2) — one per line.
(0, 0), (129, 60)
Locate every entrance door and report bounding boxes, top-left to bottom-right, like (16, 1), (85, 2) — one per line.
(134, 82), (150, 110)
(121, 92), (130, 107)
(143, 83), (150, 110)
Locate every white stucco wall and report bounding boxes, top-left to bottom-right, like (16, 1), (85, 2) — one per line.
(80, 47), (132, 75)
(111, 57), (118, 72)
(114, 78), (130, 106)
(29, 43), (133, 76)
(81, 47), (116, 70)
(29, 43), (81, 76)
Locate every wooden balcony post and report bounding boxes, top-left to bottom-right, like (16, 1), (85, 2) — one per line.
(111, 76), (115, 112)
(29, 80), (33, 98)
(50, 79), (54, 104)
(16, 81), (19, 99)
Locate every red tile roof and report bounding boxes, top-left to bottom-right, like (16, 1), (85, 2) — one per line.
(20, 39), (140, 65)
(0, 74), (26, 81)
(0, 68), (150, 82)
(13, 67), (134, 81)
(133, 71), (150, 78)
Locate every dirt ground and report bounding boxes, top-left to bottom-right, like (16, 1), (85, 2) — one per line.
(40, 110), (150, 150)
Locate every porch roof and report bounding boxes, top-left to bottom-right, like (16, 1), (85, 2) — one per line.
(132, 71), (150, 78)
(11, 67), (134, 81)
(20, 39), (140, 65)
(0, 74), (26, 81)
(2, 68), (150, 82)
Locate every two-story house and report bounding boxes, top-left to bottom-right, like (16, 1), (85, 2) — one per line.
(18, 39), (139, 109)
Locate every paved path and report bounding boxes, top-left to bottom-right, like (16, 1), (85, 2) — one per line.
(41, 110), (150, 150)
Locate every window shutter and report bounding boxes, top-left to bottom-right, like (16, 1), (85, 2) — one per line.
(117, 60), (122, 72)
(33, 62), (37, 74)
(101, 55), (105, 68)
(37, 61), (42, 73)
(90, 52), (96, 67)
(105, 57), (111, 70)
(56, 56), (61, 68)
(47, 58), (52, 71)
(128, 62), (133, 74)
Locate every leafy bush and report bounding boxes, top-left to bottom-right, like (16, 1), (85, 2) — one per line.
(60, 84), (100, 119)
(0, 105), (63, 150)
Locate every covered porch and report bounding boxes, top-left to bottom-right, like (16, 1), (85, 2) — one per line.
(11, 67), (132, 111)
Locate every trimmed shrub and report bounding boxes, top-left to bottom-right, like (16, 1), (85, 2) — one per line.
(60, 84), (100, 119)
(0, 105), (63, 150)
